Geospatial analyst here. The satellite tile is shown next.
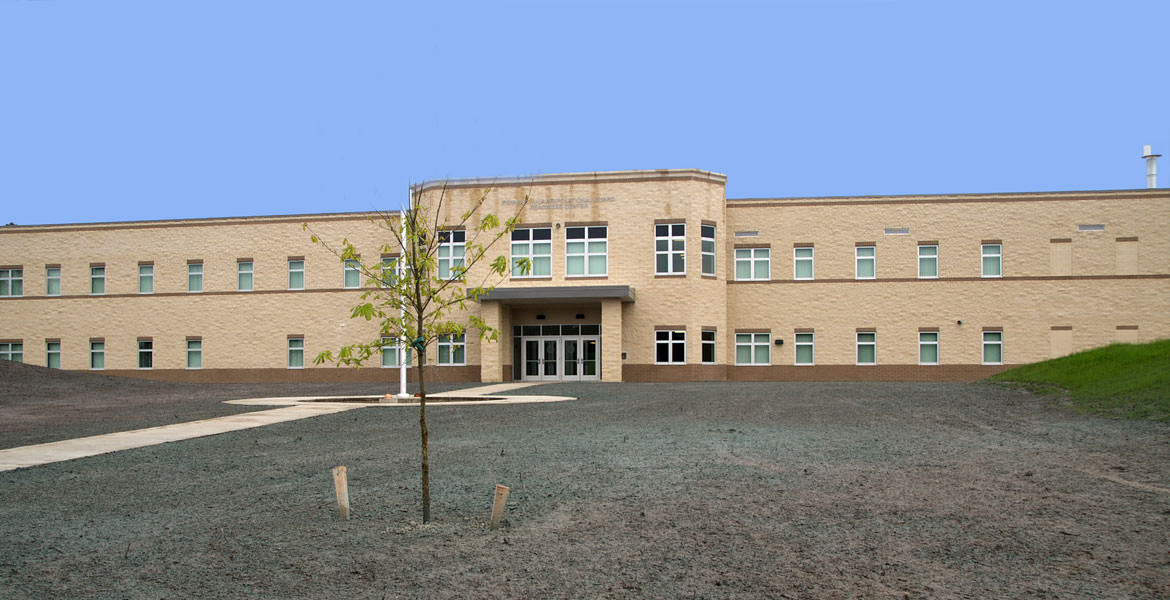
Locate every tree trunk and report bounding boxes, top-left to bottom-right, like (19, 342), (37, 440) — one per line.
(417, 316), (430, 523)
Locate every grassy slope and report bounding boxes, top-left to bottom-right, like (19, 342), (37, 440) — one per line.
(988, 339), (1170, 420)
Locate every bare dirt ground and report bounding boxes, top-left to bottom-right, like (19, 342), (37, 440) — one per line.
(1, 362), (1168, 599)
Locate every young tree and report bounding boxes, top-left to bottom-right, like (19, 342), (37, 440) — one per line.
(307, 182), (529, 523)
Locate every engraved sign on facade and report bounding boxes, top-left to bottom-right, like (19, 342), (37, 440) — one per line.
(503, 196), (616, 209)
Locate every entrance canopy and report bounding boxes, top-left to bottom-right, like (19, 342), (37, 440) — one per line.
(479, 285), (635, 304)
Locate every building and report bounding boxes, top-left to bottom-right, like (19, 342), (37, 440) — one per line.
(1, 169), (1167, 383)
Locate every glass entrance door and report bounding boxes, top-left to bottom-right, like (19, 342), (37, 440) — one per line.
(561, 336), (600, 381)
(516, 325), (601, 382)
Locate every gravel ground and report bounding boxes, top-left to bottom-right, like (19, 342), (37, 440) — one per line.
(1, 367), (1169, 598)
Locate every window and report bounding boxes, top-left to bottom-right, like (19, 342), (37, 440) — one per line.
(138, 339), (153, 369)
(983, 331), (1003, 365)
(655, 330), (686, 364)
(701, 330), (716, 364)
(701, 225), (716, 276)
(288, 259), (305, 290)
(511, 227), (552, 277)
(655, 223), (685, 275)
(90, 340), (105, 370)
(90, 265), (105, 295)
(138, 264), (154, 294)
(187, 339), (202, 369)
(919, 331), (939, 365)
(856, 332), (876, 365)
(46, 341), (60, 369)
(918, 245), (938, 279)
(45, 267), (61, 296)
(237, 261), (254, 291)
(437, 334), (465, 365)
(381, 337), (412, 368)
(380, 255), (402, 288)
(187, 262), (203, 293)
(735, 333), (770, 365)
(566, 226), (608, 276)
(0, 342), (22, 362)
(343, 259), (361, 289)
(287, 337), (304, 369)
(437, 230), (466, 280)
(982, 244), (1002, 278)
(794, 247), (814, 280)
(855, 246), (876, 279)
(734, 247), (770, 281)
(795, 332), (814, 365)
(0, 268), (23, 297)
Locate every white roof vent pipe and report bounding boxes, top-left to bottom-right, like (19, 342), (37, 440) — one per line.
(1142, 145), (1162, 188)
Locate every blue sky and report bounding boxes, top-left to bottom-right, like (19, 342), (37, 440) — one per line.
(2, 1), (1167, 225)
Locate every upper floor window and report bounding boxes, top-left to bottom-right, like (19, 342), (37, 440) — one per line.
(511, 227), (552, 278)
(982, 244), (1002, 278)
(566, 226), (607, 277)
(655, 329), (686, 364)
(237, 260), (254, 291)
(0, 268), (22, 297)
(45, 266), (61, 296)
(655, 223), (685, 275)
(380, 255), (402, 288)
(437, 230), (466, 280)
(855, 246), (876, 279)
(90, 265), (106, 295)
(138, 263), (154, 294)
(343, 259), (361, 289)
(700, 225), (716, 276)
(918, 245), (938, 279)
(437, 333), (466, 365)
(734, 247), (770, 281)
(288, 259), (305, 290)
(794, 246), (814, 280)
(188, 262), (204, 293)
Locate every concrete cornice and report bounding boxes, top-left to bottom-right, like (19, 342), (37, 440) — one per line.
(412, 169), (727, 193)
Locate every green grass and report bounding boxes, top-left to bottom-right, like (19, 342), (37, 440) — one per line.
(988, 339), (1170, 421)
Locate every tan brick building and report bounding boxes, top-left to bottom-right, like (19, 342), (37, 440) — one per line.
(1, 169), (1167, 383)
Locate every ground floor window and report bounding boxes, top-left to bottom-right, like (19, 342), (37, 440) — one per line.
(856, 332), (876, 365)
(735, 333), (770, 365)
(919, 331), (939, 365)
(794, 332), (814, 365)
(0, 342), (22, 362)
(983, 331), (1003, 365)
(45, 341), (60, 368)
(90, 340), (105, 370)
(138, 339), (153, 369)
(382, 337), (412, 368)
(288, 337), (304, 369)
(187, 339), (202, 369)
(701, 330), (716, 364)
(437, 334), (465, 365)
(655, 330), (686, 364)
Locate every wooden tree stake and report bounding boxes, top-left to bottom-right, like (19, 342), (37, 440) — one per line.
(332, 466), (350, 520)
(490, 484), (510, 530)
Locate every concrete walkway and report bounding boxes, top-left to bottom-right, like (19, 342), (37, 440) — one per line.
(0, 382), (571, 472)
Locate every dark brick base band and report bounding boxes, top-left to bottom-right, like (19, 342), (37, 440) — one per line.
(102, 366), (481, 384)
(624, 363), (1015, 382)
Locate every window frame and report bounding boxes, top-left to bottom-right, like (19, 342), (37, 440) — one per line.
(734, 332), (771, 366)
(187, 262), (204, 293)
(138, 263), (154, 294)
(343, 259), (361, 289)
(511, 227), (553, 278)
(90, 339), (105, 370)
(918, 244), (939, 279)
(90, 265), (106, 295)
(288, 259), (305, 290)
(287, 337), (305, 369)
(565, 226), (608, 277)
(45, 340), (60, 369)
(654, 223), (686, 275)
(918, 331), (939, 365)
(0, 341), (22, 362)
(237, 260), (254, 292)
(45, 266), (61, 296)
(437, 333), (466, 366)
(982, 244), (1002, 278)
(856, 332), (877, 365)
(855, 245), (876, 280)
(654, 329), (687, 365)
(982, 330), (1004, 365)
(437, 230), (466, 280)
(794, 332), (815, 366)
(186, 339), (203, 370)
(700, 224), (716, 277)
(700, 329), (716, 364)
(381, 336), (413, 368)
(0, 268), (23, 297)
(137, 339), (153, 370)
(794, 246), (814, 280)
(734, 247), (771, 281)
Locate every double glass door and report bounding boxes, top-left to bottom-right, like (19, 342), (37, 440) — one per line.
(517, 324), (600, 381)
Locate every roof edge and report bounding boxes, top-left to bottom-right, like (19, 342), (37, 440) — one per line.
(412, 169), (727, 193)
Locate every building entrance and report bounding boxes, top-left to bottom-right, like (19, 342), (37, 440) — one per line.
(514, 324), (600, 381)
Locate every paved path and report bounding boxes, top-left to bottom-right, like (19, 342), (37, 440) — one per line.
(0, 382), (569, 472)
